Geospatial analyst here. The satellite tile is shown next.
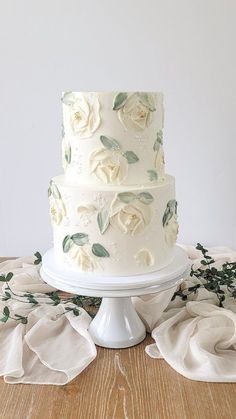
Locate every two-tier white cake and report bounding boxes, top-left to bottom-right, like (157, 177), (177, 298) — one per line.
(48, 92), (179, 276)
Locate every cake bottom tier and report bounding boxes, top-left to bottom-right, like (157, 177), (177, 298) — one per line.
(49, 175), (178, 276)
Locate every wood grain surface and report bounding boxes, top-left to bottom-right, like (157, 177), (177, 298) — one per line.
(0, 258), (236, 419)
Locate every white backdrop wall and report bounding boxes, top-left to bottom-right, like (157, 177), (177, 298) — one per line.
(0, 0), (235, 256)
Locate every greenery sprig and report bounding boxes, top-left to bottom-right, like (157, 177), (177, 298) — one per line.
(172, 243), (236, 307)
(0, 252), (101, 325)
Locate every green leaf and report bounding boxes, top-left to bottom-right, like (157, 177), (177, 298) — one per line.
(137, 192), (154, 205)
(61, 124), (65, 138)
(147, 170), (158, 182)
(0, 316), (8, 323)
(20, 317), (28, 324)
(51, 182), (61, 199)
(137, 92), (156, 111)
(65, 144), (71, 164)
(4, 292), (11, 299)
(71, 233), (89, 246)
(123, 151), (139, 164)
(63, 235), (73, 253)
(61, 92), (76, 106)
(153, 140), (160, 153)
(6, 272), (13, 281)
(113, 92), (128, 110)
(162, 208), (173, 227)
(100, 135), (121, 150)
(167, 199), (177, 214)
(97, 208), (110, 235)
(153, 130), (163, 151)
(117, 192), (136, 204)
(34, 252), (42, 265)
(92, 243), (110, 258)
(73, 308), (80, 316)
(3, 306), (10, 317)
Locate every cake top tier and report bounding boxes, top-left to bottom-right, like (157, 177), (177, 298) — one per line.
(61, 91), (165, 186)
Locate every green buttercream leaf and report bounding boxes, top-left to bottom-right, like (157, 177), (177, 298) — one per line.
(113, 92), (128, 110)
(167, 199), (178, 214)
(92, 243), (110, 258)
(117, 192), (136, 204)
(123, 151), (139, 164)
(65, 144), (72, 164)
(97, 208), (110, 235)
(51, 182), (61, 199)
(147, 170), (158, 182)
(71, 233), (89, 246)
(62, 235), (73, 253)
(61, 92), (76, 106)
(100, 135), (121, 150)
(137, 92), (156, 112)
(162, 200), (177, 227)
(137, 192), (154, 205)
(153, 130), (163, 151)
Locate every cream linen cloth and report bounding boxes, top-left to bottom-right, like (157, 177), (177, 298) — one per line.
(133, 245), (236, 382)
(0, 257), (96, 385)
(0, 246), (236, 384)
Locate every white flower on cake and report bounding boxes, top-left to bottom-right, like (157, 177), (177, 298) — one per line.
(113, 92), (156, 131)
(48, 181), (66, 226)
(68, 245), (97, 272)
(89, 148), (128, 184)
(109, 192), (153, 236)
(134, 248), (154, 267)
(89, 135), (139, 185)
(62, 233), (110, 272)
(62, 92), (101, 139)
(162, 200), (179, 246)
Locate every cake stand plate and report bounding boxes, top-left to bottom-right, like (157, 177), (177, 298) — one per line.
(40, 246), (190, 349)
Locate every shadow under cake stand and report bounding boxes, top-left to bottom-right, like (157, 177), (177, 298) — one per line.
(40, 246), (189, 349)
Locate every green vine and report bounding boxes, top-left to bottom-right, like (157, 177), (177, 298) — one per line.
(0, 252), (101, 325)
(1, 244), (235, 325)
(172, 243), (236, 307)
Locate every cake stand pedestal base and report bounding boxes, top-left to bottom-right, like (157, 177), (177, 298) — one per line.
(89, 297), (146, 348)
(40, 246), (189, 349)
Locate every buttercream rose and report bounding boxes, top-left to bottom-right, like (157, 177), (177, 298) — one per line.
(68, 245), (96, 271)
(155, 145), (165, 181)
(70, 93), (101, 138)
(49, 198), (66, 226)
(117, 93), (155, 131)
(110, 197), (152, 235)
(134, 248), (154, 267)
(165, 214), (179, 246)
(89, 148), (128, 184)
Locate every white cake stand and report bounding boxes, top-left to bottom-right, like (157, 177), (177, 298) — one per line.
(40, 246), (189, 349)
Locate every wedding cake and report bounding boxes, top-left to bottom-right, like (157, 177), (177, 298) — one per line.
(48, 92), (179, 276)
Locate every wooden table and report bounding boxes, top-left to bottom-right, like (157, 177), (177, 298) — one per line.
(0, 258), (236, 419)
